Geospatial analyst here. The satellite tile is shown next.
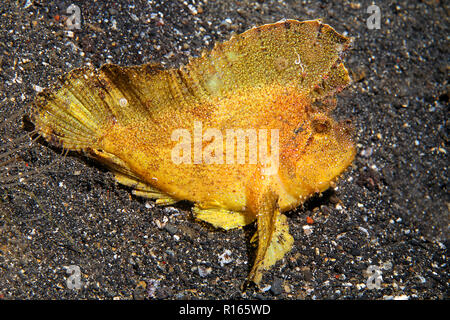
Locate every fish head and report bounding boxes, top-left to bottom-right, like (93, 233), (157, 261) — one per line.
(290, 110), (356, 196)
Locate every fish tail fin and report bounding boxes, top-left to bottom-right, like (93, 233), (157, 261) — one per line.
(31, 64), (155, 151)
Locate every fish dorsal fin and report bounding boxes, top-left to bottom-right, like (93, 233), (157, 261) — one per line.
(185, 19), (350, 97)
(123, 19), (351, 107)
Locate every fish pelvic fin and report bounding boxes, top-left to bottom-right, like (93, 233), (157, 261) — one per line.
(247, 188), (294, 285)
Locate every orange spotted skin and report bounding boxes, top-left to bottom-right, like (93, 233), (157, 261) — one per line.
(32, 19), (355, 285)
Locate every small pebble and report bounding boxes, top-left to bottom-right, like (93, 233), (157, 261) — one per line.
(218, 249), (233, 267)
(198, 265), (212, 278)
(302, 225), (314, 236)
(164, 223), (178, 235)
(270, 277), (283, 295)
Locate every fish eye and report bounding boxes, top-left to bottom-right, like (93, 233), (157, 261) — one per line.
(311, 118), (331, 134)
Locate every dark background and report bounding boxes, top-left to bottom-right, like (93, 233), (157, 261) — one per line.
(0, 0), (448, 299)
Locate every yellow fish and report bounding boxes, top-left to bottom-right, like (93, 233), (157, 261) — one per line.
(32, 19), (356, 285)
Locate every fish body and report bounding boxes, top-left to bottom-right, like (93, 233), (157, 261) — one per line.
(33, 19), (355, 285)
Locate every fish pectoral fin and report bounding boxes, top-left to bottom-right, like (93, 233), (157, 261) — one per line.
(248, 189), (294, 285)
(193, 205), (255, 230)
(114, 173), (178, 206)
